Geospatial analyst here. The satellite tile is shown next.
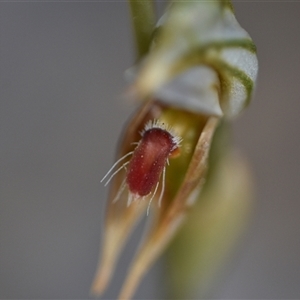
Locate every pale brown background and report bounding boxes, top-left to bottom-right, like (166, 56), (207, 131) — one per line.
(1, 1), (300, 299)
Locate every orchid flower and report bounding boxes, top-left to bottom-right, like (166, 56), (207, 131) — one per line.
(91, 1), (258, 299)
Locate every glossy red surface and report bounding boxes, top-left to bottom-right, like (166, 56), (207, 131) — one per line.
(126, 128), (177, 196)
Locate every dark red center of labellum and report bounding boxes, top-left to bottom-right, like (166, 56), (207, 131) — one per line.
(126, 127), (177, 197)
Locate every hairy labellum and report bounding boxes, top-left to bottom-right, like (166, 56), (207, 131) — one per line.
(102, 120), (181, 207)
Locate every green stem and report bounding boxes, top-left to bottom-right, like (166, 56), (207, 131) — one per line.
(128, 0), (156, 59)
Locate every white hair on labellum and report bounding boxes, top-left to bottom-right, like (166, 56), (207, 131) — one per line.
(100, 151), (133, 185)
(158, 165), (166, 207)
(147, 180), (160, 216)
(112, 178), (127, 203)
(104, 161), (129, 187)
(127, 192), (133, 207)
(141, 119), (182, 151)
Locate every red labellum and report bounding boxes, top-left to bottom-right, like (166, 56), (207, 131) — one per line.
(101, 120), (181, 207)
(126, 126), (178, 197)
(125, 120), (181, 202)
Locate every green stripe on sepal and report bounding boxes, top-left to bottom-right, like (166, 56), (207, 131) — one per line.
(211, 59), (255, 117)
(199, 39), (257, 54)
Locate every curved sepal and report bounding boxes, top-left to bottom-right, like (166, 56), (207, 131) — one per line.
(134, 1), (258, 118)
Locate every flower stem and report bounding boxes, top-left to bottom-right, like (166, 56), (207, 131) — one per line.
(128, 0), (156, 59)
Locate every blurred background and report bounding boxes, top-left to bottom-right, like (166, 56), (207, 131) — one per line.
(1, 1), (300, 299)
